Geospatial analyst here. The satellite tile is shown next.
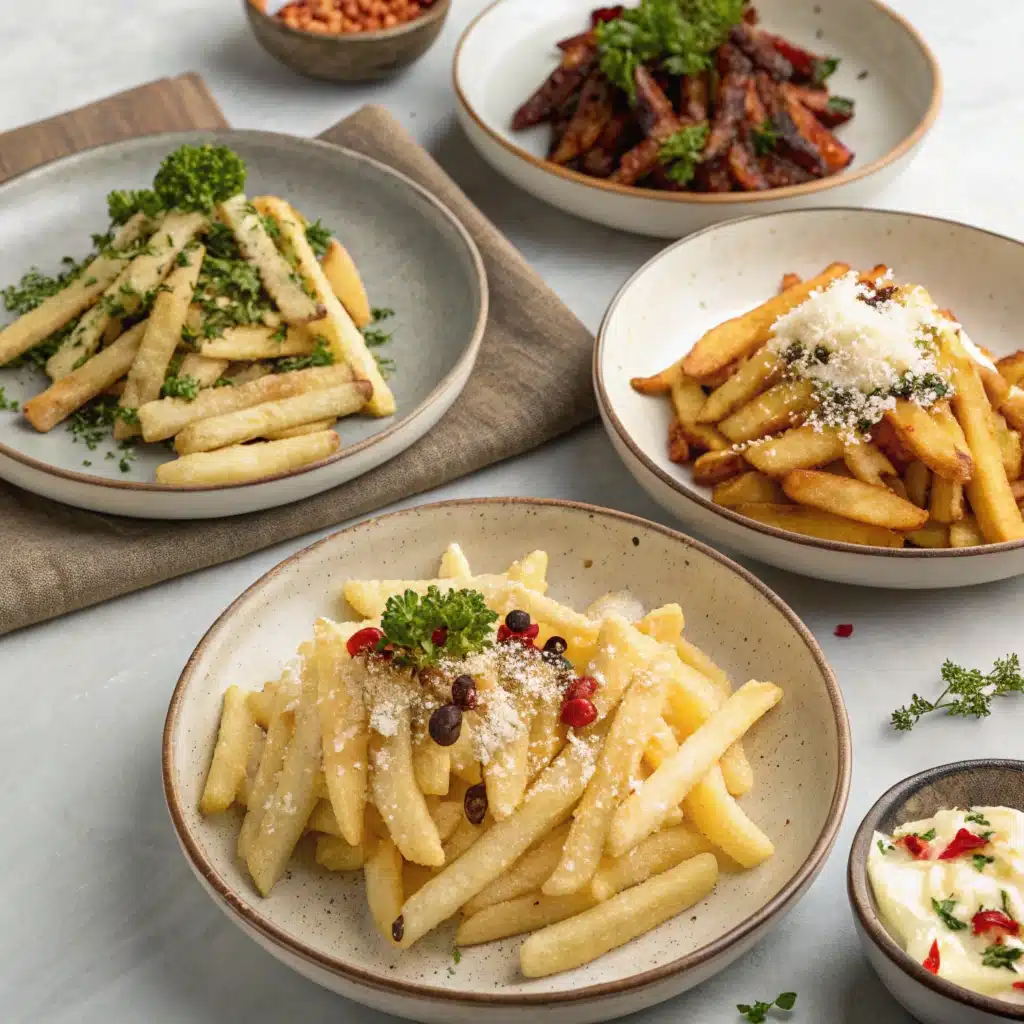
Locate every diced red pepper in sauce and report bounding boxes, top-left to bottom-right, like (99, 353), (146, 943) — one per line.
(938, 828), (990, 860)
(899, 835), (931, 860)
(922, 939), (941, 975)
(971, 910), (1020, 938)
(1013, 981), (1024, 990)
(834, 624), (854, 637)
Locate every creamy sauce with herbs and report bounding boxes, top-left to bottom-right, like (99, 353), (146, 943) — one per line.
(868, 806), (1024, 1004)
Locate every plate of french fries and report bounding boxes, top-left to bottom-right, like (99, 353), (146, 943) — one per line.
(0, 130), (486, 518)
(164, 499), (849, 1022)
(597, 208), (1024, 588)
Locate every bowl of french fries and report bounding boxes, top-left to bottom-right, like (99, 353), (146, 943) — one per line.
(0, 131), (486, 518)
(596, 208), (1024, 588)
(164, 499), (849, 1021)
(454, 0), (939, 237)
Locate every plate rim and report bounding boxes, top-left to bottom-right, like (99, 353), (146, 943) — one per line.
(162, 495), (851, 1007)
(594, 205), (1024, 561)
(0, 128), (489, 494)
(452, 0), (942, 207)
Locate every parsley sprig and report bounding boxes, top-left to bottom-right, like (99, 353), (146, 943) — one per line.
(891, 655), (1024, 731)
(737, 991), (797, 1022)
(379, 587), (499, 670)
(982, 944), (1022, 971)
(658, 122), (710, 185)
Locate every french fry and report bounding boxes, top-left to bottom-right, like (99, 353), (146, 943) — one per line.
(395, 727), (606, 948)
(779, 272), (802, 292)
(712, 471), (787, 507)
(308, 799), (342, 835)
(586, 615), (650, 721)
(431, 800), (465, 843)
(526, 702), (567, 781)
(115, 244), (205, 439)
(342, 574), (511, 621)
(449, 716), (482, 784)
(543, 663), (667, 894)
(462, 824), (570, 916)
(733, 502), (904, 546)
(316, 834), (366, 871)
(980, 365), (1011, 409)
(992, 412), (1022, 480)
(222, 361), (271, 386)
(718, 380), (815, 444)
(443, 815), (491, 863)
(743, 425), (845, 476)
(265, 417), (336, 440)
(219, 194), (322, 323)
(0, 211), (155, 366)
(322, 238), (372, 328)
(314, 619), (368, 846)
(198, 324), (316, 360)
(906, 521), (950, 548)
(1000, 389), (1024, 433)
(458, 891), (597, 946)
(246, 660), (322, 896)
(903, 461), (932, 510)
(22, 320), (147, 432)
(670, 374), (729, 452)
(950, 515), (985, 547)
(174, 380), (368, 454)
(697, 347), (783, 424)
(635, 604), (684, 644)
(692, 449), (746, 485)
(781, 470), (929, 530)
(997, 352), (1024, 388)
(255, 196), (395, 416)
(504, 550), (549, 593)
(156, 430), (341, 486)
(884, 400), (973, 484)
(843, 442), (897, 488)
(1014, 479), (1024, 506)
(369, 673), (445, 867)
(365, 835), (404, 943)
(673, 637), (730, 694)
(247, 682), (279, 729)
(682, 764), (774, 868)
(681, 263), (849, 379)
(643, 719), (681, 772)
(237, 723), (267, 808)
(46, 210), (206, 379)
(200, 685), (256, 815)
(139, 362), (354, 441)
(590, 824), (714, 901)
(178, 352), (230, 388)
(520, 853), (719, 977)
(946, 334), (1024, 542)
(608, 681), (781, 857)
(413, 731), (451, 797)
(438, 542), (473, 579)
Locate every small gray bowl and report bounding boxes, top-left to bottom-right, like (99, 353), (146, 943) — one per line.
(848, 760), (1024, 1024)
(244, 0), (451, 83)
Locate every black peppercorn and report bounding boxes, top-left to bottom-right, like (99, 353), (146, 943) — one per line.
(464, 783), (488, 825)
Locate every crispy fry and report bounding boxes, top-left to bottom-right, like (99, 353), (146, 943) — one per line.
(321, 238), (372, 328)
(590, 824), (714, 901)
(904, 461), (932, 510)
(670, 374), (730, 452)
(884, 400), (973, 484)
(743, 425), (844, 476)
(996, 352), (1024, 388)
(265, 417), (336, 440)
(950, 515), (985, 548)
(459, 890), (597, 946)
(365, 835), (404, 943)
(843, 442), (897, 488)
(718, 379), (815, 443)
(733, 502), (905, 547)
(781, 470), (929, 530)
(682, 764), (774, 868)
(200, 686), (256, 815)
(316, 835), (366, 871)
(697, 347), (783, 423)
(198, 324), (316, 360)
(906, 521), (950, 548)
(692, 449), (746, 485)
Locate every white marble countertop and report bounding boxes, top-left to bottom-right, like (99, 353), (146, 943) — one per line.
(2, 1), (1023, 1021)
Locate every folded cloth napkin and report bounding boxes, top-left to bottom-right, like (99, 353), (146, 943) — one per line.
(0, 74), (596, 636)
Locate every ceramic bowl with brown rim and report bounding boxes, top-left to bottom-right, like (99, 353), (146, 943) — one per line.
(848, 760), (1024, 1024)
(0, 129), (486, 519)
(163, 498), (850, 1022)
(596, 207), (1024, 588)
(453, 0), (940, 238)
(245, 0), (451, 82)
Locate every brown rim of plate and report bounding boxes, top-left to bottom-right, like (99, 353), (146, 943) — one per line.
(847, 759), (1024, 1021)
(245, 0), (451, 42)
(452, 0), (942, 207)
(0, 129), (488, 493)
(594, 205), (1024, 560)
(163, 495), (852, 1007)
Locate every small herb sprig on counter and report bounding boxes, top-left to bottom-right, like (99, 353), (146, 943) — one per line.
(891, 655), (1023, 731)
(737, 991), (797, 1022)
(0, 387), (18, 412)
(379, 587), (499, 670)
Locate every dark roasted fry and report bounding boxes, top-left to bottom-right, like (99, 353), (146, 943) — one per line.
(762, 33), (817, 79)
(682, 74), (709, 121)
(758, 151), (813, 187)
(703, 67), (749, 161)
(729, 23), (793, 79)
(610, 137), (661, 185)
(728, 134), (769, 190)
(787, 84), (855, 127)
(693, 155), (733, 192)
(781, 83), (853, 172)
(556, 29), (596, 52)
(551, 73), (615, 164)
(512, 39), (596, 130)
(580, 111), (632, 177)
(744, 78), (767, 125)
(756, 73), (825, 175)
(634, 65), (678, 134)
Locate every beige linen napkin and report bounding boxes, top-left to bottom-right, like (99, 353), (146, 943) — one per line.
(0, 75), (596, 636)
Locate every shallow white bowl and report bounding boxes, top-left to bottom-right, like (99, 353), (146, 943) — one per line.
(163, 498), (850, 1023)
(453, 0), (940, 238)
(0, 130), (487, 519)
(596, 207), (1024, 588)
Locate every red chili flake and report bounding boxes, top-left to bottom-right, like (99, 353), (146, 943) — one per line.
(346, 626), (384, 657)
(938, 828), (990, 860)
(565, 676), (599, 701)
(899, 835), (931, 860)
(834, 623), (854, 638)
(922, 939), (941, 975)
(431, 626), (448, 646)
(561, 697), (597, 729)
(971, 910), (1020, 938)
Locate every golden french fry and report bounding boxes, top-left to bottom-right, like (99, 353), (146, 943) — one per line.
(997, 352), (1024, 388)
(635, 604), (684, 643)
(156, 430), (341, 486)
(265, 417), (336, 440)
(22, 320), (147, 431)
(443, 815), (491, 863)
(200, 685), (256, 815)
(884, 400), (973, 484)
(237, 723), (266, 809)
(1000, 389), (1024, 433)
(697, 347), (783, 424)
(520, 853), (719, 977)
(670, 374), (729, 452)
(458, 891), (597, 946)
(307, 799), (341, 835)
(743, 425), (845, 476)
(178, 352), (230, 388)
(365, 835), (404, 942)
(526, 702), (567, 781)
(906, 521), (950, 548)
(781, 470), (929, 531)
(504, 550), (549, 593)
(718, 380), (815, 444)
(608, 681), (782, 857)
(904, 461), (931, 509)
(843, 442), (897, 488)
(413, 731), (451, 797)
(431, 800), (464, 843)
(712, 470), (787, 507)
(692, 449), (746, 486)
(246, 682), (279, 731)
(315, 834), (366, 871)
(733, 502), (904, 546)
(199, 324), (316, 360)
(681, 263), (849, 379)
(682, 764), (774, 868)
(590, 824), (714, 901)
(949, 515), (985, 547)
(992, 412), (1022, 481)
(980, 365), (1011, 409)
(484, 693), (535, 820)
(449, 716), (482, 784)
(342, 574), (510, 621)
(438, 542), (473, 579)
(322, 238), (372, 328)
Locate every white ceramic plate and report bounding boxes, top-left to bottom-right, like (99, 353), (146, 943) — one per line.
(596, 207), (1024, 588)
(453, 0), (940, 238)
(163, 498), (850, 1023)
(0, 130), (487, 519)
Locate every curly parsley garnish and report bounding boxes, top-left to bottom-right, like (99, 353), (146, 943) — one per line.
(751, 120), (780, 157)
(658, 122), (710, 185)
(379, 586), (499, 670)
(737, 991), (797, 1022)
(891, 655), (1024, 731)
(932, 897), (967, 932)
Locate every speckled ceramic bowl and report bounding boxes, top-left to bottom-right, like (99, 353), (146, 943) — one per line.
(849, 760), (1024, 1024)
(163, 498), (850, 1022)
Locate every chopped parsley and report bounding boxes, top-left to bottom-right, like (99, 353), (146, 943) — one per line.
(737, 992), (797, 1022)
(362, 306), (397, 379)
(371, 307), (395, 321)
(966, 812), (991, 827)
(877, 839), (894, 856)
(0, 387), (18, 412)
(213, 376), (234, 388)
(273, 336), (334, 374)
(982, 944), (1022, 971)
(810, 56), (840, 86)
(305, 219), (333, 259)
(271, 321), (289, 342)
(193, 223), (274, 338)
(751, 120), (780, 157)
(972, 854), (996, 872)
(911, 829), (937, 842)
(827, 96), (855, 118)
(161, 373), (202, 401)
(931, 897), (967, 932)
(657, 122), (710, 185)
(66, 399), (120, 449)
